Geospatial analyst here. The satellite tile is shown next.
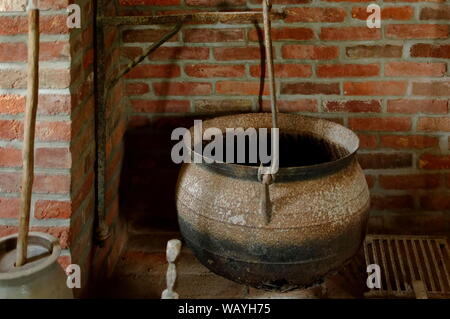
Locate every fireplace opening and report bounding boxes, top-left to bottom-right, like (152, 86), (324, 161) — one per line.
(119, 117), (198, 234)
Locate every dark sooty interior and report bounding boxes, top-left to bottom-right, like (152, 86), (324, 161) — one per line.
(201, 132), (350, 168)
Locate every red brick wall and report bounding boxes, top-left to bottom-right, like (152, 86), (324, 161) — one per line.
(0, 0), (122, 296)
(0, 1), (75, 262)
(118, 0), (450, 233)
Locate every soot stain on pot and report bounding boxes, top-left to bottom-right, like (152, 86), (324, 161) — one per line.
(179, 217), (364, 290)
(178, 216), (364, 263)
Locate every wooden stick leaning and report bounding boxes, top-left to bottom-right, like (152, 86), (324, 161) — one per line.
(16, 8), (40, 267)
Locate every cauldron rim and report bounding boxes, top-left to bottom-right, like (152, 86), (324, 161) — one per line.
(188, 113), (359, 182)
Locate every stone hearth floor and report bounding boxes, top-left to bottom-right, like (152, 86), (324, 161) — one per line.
(100, 229), (368, 299)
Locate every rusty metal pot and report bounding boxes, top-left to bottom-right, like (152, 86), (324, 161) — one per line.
(176, 113), (370, 290)
(0, 232), (73, 298)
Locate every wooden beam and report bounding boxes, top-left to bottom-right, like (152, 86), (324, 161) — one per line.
(98, 11), (285, 26)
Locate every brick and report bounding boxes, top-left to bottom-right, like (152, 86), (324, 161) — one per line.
(0, 197), (20, 219)
(123, 29), (178, 43)
(317, 64), (379, 78)
(0, 173), (20, 193)
(0, 69), (27, 89)
(249, 27), (314, 41)
(103, 27), (119, 48)
(250, 64), (312, 78)
(122, 47), (143, 60)
(36, 121), (71, 142)
(320, 27), (381, 40)
(344, 81), (407, 96)
(386, 24), (448, 39)
(420, 6), (450, 20)
(365, 175), (375, 188)
(413, 81), (450, 96)
(379, 174), (442, 189)
(186, 0), (245, 5)
(38, 0), (70, 10)
(39, 68), (71, 89)
(0, 120), (22, 140)
(0, 147), (21, 167)
(358, 153), (412, 169)
(38, 94), (71, 115)
(385, 0), (444, 2)
(130, 100), (190, 113)
(411, 44), (450, 58)
(35, 200), (72, 219)
(380, 135), (439, 149)
(184, 28), (244, 42)
(324, 100), (381, 112)
(420, 194), (450, 210)
(0, 42), (26, 62)
(0, 0), (26, 11)
(419, 154), (450, 169)
(119, 0), (180, 5)
(72, 80), (94, 111)
(126, 83), (150, 95)
(262, 99), (317, 112)
(72, 172), (95, 211)
(371, 195), (415, 210)
(150, 47), (209, 60)
(194, 99), (253, 113)
(249, 0), (309, 3)
(0, 95), (25, 115)
(358, 134), (378, 149)
(346, 45), (403, 58)
(34, 174), (70, 194)
(352, 6), (413, 20)
(185, 64), (246, 78)
(282, 45), (338, 60)
(418, 117), (450, 131)
(285, 7), (345, 22)
(40, 41), (70, 61)
(83, 49), (94, 69)
(216, 81), (269, 95)
(0, 16), (28, 35)
(0, 67), (72, 90)
(385, 62), (446, 76)
(281, 82), (340, 95)
(153, 82), (211, 96)
(40, 15), (70, 35)
(349, 117), (411, 131)
(36, 148), (71, 169)
(125, 64), (181, 78)
(214, 47), (262, 61)
(387, 99), (448, 114)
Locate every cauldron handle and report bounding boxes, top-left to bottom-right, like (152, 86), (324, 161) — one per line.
(258, 0), (278, 225)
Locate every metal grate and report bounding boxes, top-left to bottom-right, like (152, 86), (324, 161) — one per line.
(364, 235), (450, 299)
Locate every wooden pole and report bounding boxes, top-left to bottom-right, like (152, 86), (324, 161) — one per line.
(16, 8), (39, 267)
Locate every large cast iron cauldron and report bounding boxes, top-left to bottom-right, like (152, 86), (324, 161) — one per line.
(176, 113), (370, 290)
